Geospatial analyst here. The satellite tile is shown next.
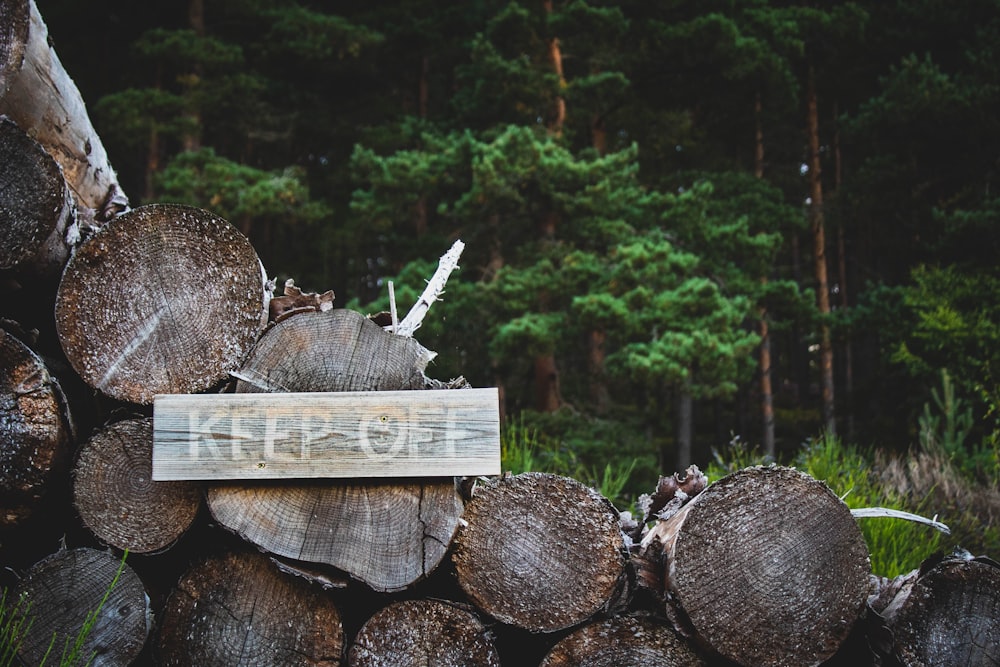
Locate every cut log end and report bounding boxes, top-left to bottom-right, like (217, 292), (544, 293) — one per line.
(452, 472), (628, 633)
(13, 547), (149, 667)
(156, 550), (343, 666)
(207, 479), (464, 592)
(73, 417), (202, 553)
(662, 465), (871, 667)
(0, 116), (75, 273)
(55, 204), (267, 404)
(539, 615), (707, 667)
(348, 599), (500, 667)
(887, 557), (1000, 666)
(0, 327), (71, 527)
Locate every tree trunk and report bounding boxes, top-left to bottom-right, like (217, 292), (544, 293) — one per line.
(54, 203), (268, 404)
(0, 116), (76, 275)
(452, 472), (627, 633)
(879, 556), (1000, 667)
(348, 599), (501, 667)
(588, 328), (610, 414)
(754, 91), (776, 458)
(806, 65), (836, 437)
(0, 327), (72, 527)
(213, 308), (464, 592)
(539, 616), (706, 667)
(0, 0), (127, 226)
(156, 550), (343, 666)
(674, 374), (693, 470)
(13, 547), (149, 666)
(833, 104), (855, 441)
(651, 466), (870, 667)
(542, 0), (566, 137)
(72, 418), (202, 554)
(534, 353), (562, 412)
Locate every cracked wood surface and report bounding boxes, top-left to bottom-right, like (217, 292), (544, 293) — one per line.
(157, 550), (343, 666)
(209, 308), (466, 592)
(54, 204), (268, 404)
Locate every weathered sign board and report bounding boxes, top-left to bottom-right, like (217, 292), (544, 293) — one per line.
(151, 388), (500, 481)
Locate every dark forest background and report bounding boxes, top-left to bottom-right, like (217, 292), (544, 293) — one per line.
(35, 0), (1000, 494)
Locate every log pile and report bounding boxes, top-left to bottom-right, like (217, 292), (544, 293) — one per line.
(2, 1), (1000, 665)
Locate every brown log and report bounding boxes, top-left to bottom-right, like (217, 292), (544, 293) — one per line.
(881, 555), (1000, 666)
(0, 116), (76, 274)
(0, 0), (126, 225)
(348, 599), (500, 667)
(452, 472), (628, 633)
(209, 307), (464, 592)
(13, 547), (149, 666)
(208, 480), (463, 593)
(232, 308), (435, 394)
(156, 550), (343, 666)
(55, 203), (268, 404)
(539, 615), (707, 667)
(72, 417), (201, 553)
(0, 327), (71, 527)
(654, 465), (871, 667)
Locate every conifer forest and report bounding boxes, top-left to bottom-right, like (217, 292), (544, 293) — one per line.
(29, 0), (1000, 491)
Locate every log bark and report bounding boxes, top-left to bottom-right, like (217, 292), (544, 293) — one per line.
(452, 472), (628, 633)
(207, 480), (464, 593)
(55, 203), (268, 404)
(654, 465), (871, 666)
(539, 615), (706, 667)
(13, 547), (149, 667)
(881, 555), (1000, 666)
(211, 308), (463, 592)
(0, 327), (71, 527)
(0, 116), (76, 274)
(156, 550), (343, 666)
(348, 599), (500, 667)
(72, 417), (202, 553)
(0, 0), (127, 225)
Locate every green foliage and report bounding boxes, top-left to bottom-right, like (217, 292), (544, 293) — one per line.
(500, 417), (638, 508)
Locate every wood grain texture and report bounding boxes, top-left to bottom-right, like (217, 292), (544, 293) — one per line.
(539, 616), (706, 667)
(156, 550), (343, 666)
(233, 308), (435, 394)
(55, 204), (267, 404)
(0, 116), (75, 273)
(452, 472), (628, 633)
(660, 465), (871, 667)
(348, 599), (500, 667)
(152, 389), (500, 480)
(207, 479), (463, 593)
(210, 306), (468, 592)
(0, 327), (71, 527)
(13, 547), (149, 667)
(73, 418), (201, 553)
(884, 556), (1000, 667)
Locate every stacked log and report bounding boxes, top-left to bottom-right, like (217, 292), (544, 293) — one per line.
(3, 2), (1000, 665)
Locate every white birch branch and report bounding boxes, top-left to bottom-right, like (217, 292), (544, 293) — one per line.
(392, 240), (465, 337)
(850, 507), (951, 535)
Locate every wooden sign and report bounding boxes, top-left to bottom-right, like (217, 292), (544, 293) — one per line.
(152, 389), (500, 481)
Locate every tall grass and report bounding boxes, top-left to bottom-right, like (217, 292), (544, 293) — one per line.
(0, 550), (129, 667)
(500, 417), (637, 507)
